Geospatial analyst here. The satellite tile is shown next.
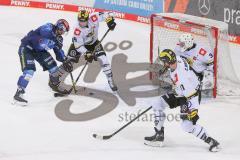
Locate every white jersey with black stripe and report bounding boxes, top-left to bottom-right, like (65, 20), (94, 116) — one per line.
(170, 56), (199, 98)
(72, 12), (114, 54)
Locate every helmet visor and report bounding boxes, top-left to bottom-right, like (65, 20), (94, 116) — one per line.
(57, 24), (69, 36)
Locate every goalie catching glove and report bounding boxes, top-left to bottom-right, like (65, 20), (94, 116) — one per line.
(106, 17), (116, 30)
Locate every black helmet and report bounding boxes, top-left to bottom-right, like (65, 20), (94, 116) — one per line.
(159, 49), (176, 64)
(78, 10), (89, 22)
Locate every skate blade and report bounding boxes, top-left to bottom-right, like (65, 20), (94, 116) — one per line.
(12, 100), (28, 107)
(144, 140), (164, 147)
(210, 145), (221, 152)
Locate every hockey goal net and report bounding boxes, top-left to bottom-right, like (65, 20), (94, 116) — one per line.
(150, 13), (240, 98)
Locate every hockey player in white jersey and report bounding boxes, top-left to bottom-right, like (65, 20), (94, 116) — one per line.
(175, 33), (214, 79)
(144, 49), (220, 152)
(174, 33), (214, 100)
(67, 10), (117, 91)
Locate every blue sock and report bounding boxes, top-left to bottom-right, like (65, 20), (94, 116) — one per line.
(17, 70), (34, 90)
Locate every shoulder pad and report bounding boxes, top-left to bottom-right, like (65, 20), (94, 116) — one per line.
(42, 23), (54, 31)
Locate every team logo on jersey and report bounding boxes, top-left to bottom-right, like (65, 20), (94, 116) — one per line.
(74, 28), (81, 36)
(91, 15), (98, 22)
(199, 48), (207, 56)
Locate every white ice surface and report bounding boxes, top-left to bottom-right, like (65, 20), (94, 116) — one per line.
(0, 6), (240, 160)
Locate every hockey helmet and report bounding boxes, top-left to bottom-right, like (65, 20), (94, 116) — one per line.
(159, 49), (176, 65)
(55, 19), (70, 35)
(178, 33), (194, 52)
(78, 10), (89, 27)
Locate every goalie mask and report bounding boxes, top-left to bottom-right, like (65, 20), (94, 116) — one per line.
(178, 33), (194, 52)
(78, 10), (89, 28)
(159, 49), (176, 66)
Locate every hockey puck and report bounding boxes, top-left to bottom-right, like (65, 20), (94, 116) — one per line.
(89, 92), (94, 95)
(93, 134), (97, 138)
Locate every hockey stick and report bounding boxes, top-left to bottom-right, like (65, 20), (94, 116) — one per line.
(54, 29), (111, 97)
(73, 28), (111, 87)
(70, 73), (77, 93)
(74, 61), (88, 85)
(54, 63), (87, 97)
(93, 106), (153, 140)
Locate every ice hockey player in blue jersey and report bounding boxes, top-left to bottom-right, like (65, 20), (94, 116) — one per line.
(13, 19), (73, 106)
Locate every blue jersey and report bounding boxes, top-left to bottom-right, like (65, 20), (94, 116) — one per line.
(21, 23), (65, 62)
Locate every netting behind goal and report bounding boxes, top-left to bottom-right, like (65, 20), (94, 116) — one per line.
(150, 13), (240, 97)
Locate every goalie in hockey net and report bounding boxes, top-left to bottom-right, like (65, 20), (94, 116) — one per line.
(144, 49), (221, 152)
(150, 13), (240, 97)
(174, 33), (214, 102)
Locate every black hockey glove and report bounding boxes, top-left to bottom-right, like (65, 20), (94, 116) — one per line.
(106, 17), (116, 31)
(62, 58), (73, 73)
(84, 51), (94, 63)
(67, 44), (81, 63)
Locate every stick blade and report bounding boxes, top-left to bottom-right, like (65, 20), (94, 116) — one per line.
(92, 134), (112, 140)
(54, 92), (67, 97)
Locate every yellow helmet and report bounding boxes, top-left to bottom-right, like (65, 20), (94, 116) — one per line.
(159, 49), (176, 64)
(78, 10), (89, 22)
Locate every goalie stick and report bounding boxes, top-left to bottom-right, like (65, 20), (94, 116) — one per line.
(93, 106), (152, 140)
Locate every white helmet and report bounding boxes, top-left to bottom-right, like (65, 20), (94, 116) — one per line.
(178, 33), (194, 52)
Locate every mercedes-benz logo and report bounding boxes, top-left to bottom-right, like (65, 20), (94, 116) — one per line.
(198, 0), (211, 15)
